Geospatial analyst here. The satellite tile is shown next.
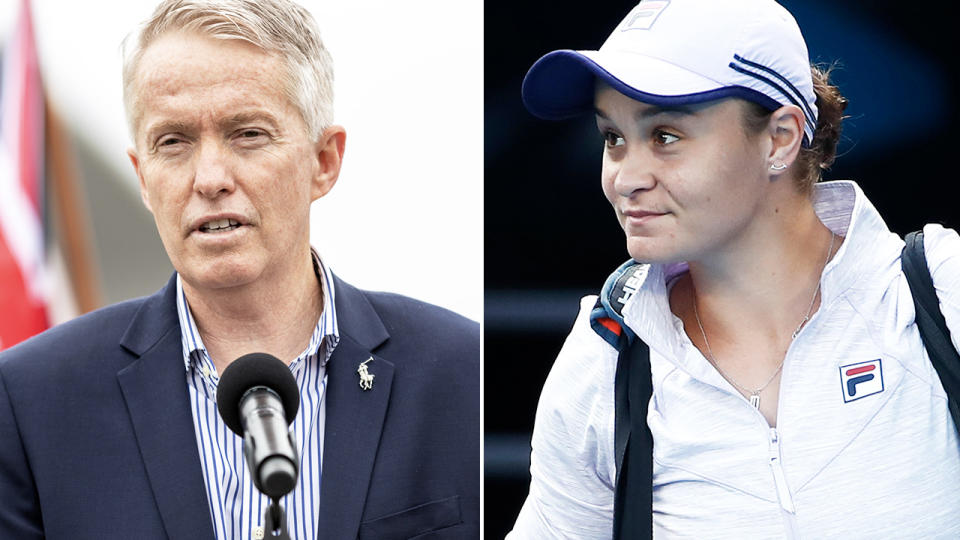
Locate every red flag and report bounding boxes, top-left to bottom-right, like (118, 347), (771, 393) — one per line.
(0, 0), (48, 350)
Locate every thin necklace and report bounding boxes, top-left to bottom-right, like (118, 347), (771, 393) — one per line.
(693, 232), (835, 409)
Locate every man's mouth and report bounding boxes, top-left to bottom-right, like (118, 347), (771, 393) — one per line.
(199, 218), (242, 233)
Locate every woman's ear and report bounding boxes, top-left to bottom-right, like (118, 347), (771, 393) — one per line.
(766, 105), (805, 175)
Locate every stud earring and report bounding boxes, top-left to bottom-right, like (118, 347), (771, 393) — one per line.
(770, 162), (788, 171)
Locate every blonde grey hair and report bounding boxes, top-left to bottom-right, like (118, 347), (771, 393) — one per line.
(122, 0), (334, 138)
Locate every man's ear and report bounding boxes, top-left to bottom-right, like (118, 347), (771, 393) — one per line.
(766, 105), (805, 175)
(311, 125), (347, 201)
(127, 147), (153, 214)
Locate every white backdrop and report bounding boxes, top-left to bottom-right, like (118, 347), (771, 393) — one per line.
(1, 0), (483, 322)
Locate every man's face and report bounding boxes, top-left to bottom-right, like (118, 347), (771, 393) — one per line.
(128, 31), (343, 292)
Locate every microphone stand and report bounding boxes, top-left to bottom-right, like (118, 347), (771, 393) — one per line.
(263, 497), (291, 540)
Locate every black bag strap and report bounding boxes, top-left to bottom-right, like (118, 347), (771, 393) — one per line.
(901, 230), (960, 430)
(613, 342), (632, 481)
(613, 338), (653, 540)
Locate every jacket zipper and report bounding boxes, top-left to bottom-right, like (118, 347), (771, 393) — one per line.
(769, 427), (795, 513)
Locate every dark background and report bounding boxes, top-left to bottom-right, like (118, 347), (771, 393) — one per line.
(484, 1), (960, 537)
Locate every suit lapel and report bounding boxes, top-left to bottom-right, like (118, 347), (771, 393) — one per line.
(117, 276), (216, 540)
(318, 277), (393, 539)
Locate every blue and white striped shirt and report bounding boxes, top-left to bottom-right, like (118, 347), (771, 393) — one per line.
(175, 251), (339, 540)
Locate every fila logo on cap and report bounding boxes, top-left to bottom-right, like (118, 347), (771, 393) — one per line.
(620, 1), (670, 31)
(839, 359), (884, 403)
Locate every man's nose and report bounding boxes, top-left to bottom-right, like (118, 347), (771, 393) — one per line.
(193, 139), (235, 198)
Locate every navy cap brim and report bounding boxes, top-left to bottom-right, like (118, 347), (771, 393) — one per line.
(521, 49), (783, 121)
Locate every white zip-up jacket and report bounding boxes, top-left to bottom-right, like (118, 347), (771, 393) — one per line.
(508, 181), (960, 539)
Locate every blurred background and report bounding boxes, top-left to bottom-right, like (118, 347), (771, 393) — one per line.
(0, 0), (482, 354)
(485, 0), (960, 537)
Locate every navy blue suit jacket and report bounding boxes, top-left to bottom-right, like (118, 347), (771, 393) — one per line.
(0, 274), (479, 539)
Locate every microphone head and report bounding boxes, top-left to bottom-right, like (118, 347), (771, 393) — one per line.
(216, 352), (300, 436)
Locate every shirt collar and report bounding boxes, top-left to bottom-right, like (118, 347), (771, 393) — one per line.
(812, 180), (902, 301)
(175, 248), (340, 374)
(620, 180), (897, 362)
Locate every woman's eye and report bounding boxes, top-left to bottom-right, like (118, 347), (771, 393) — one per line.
(654, 130), (680, 145)
(603, 131), (625, 148)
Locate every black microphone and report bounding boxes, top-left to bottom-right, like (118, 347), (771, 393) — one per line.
(216, 352), (300, 499)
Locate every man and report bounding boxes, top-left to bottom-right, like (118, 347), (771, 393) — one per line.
(0, 1), (479, 539)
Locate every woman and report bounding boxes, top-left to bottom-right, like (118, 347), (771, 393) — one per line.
(508, 0), (960, 537)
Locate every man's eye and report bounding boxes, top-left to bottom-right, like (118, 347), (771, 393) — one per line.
(603, 131), (625, 148)
(234, 129), (271, 146)
(155, 136), (184, 150)
(654, 130), (680, 145)
(237, 129), (268, 141)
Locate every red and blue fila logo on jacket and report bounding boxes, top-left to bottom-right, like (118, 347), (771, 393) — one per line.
(839, 359), (884, 403)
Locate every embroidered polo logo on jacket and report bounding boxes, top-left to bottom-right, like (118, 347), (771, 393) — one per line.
(839, 359), (884, 403)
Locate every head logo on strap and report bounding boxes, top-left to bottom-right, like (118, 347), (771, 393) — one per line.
(590, 260), (650, 350)
(611, 263), (650, 313)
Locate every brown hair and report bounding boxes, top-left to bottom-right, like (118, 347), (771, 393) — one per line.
(743, 64), (848, 193)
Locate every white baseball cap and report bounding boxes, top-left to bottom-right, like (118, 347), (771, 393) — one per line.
(522, 0), (819, 143)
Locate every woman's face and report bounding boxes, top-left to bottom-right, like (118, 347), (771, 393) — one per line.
(595, 85), (772, 264)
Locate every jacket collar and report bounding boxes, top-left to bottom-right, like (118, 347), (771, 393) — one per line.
(329, 274), (389, 352)
(812, 180), (903, 302)
(316, 274), (394, 539)
(119, 274), (180, 357)
(116, 274), (216, 540)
